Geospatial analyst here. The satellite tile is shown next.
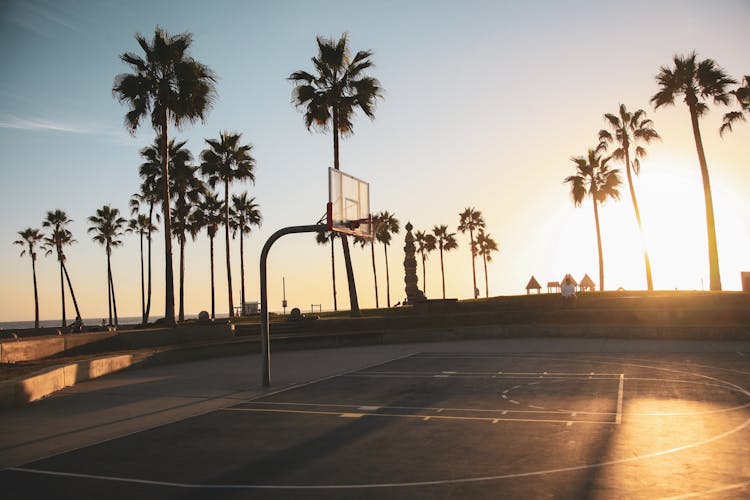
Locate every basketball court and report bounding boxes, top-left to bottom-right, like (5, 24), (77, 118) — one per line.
(3, 349), (749, 499)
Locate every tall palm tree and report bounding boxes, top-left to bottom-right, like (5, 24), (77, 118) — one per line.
(88, 205), (127, 327)
(230, 192), (262, 313)
(375, 211), (399, 307)
(414, 230), (436, 296)
(127, 214), (157, 324)
(720, 75), (750, 136)
(318, 230), (340, 311)
(474, 230), (499, 298)
(651, 52), (735, 291)
(200, 131), (256, 319)
(598, 104), (660, 291)
(354, 231), (379, 308)
(190, 192), (223, 319)
(432, 225), (458, 299)
(564, 149), (622, 292)
(458, 207), (485, 299)
(42, 210), (81, 327)
(171, 150), (206, 322)
(289, 33), (383, 316)
(14, 228), (44, 329)
(113, 26), (217, 325)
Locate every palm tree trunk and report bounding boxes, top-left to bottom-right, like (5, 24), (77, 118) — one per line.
(624, 149), (654, 291)
(331, 233), (338, 311)
(146, 201), (154, 323)
(179, 236), (185, 322)
(420, 251), (427, 296)
(59, 257), (66, 328)
(209, 234), (216, 319)
(332, 105), (340, 171)
(483, 254), (489, 298)
(62, 263), (81, 321)
(224, 180), (234, 318)
(240, 231), (245, 313)
(31, 255), (40, 330)
(592, 195), (605, 291)
(469, 228), (477, 299)
(106, 253), (112, 326)
(439, 246), (446, 299)
(108, 249), (118, 327)
(161, 112), (177, 326)
(383, 243), (391, 307)
(370, 239), (378, 308)
(340, 235), (360, 316)
(139, 231), (146, 324)
(688, 103), (722, 291)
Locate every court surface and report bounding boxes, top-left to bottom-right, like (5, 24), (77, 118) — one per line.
(3, 351), (749, 499)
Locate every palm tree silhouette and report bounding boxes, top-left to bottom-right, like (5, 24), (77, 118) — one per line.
(190, 192), (223, 319)
(354, 232), (380, 308)
(458, 207), (485, 299)
(375, 211), (399, 307)
(598, 104), (660, 291)
(432, 225), (459, 299)
(414, 230), (436, 296)
(171, 147), (206, 322)
(88, 205), (127, 327)
(565, 149), (622, 291)
(200, 131), (256, 319)
(14, 228), (44, 330)
(289, 33), (383, 316)
(127, 214), (157, 325)
(230, 192), (262, 313)
(42, 210), (81, 327)
(113, 26), (216, 325)
(651, 52), (735, 291)
(317, 230), (340, 311)
(720, 75), (750, 136)
(474, 230), (499, 298)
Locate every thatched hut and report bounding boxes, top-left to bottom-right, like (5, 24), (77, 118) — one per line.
(579, 273), (595, 292)
(525, 276), (542, 294)
(547, 281), (560, 293)
(561, 273), (578, 287)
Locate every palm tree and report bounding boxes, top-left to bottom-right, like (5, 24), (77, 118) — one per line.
(720, 75), (750, 136)
(564, 149), (622, 292)
(200, 131), (256, 319)
(14, 228), (44, 329)
(432, 225), (459, 299)
(289, 33), (383, 316)
(354, 231), (379, 308)
(190, 192), (223, 319)
(458, 207), (485, 299)
(414, 230), (436, 296)
(171, 149), (206, 322)
(113, 26), (217, 325)
(230, 192), (262, 313)
(127, 214), (157, 325)
(598, 104), (660, 291)
(474, 230), (499, 298)
(651, 52), (735, 291)
(42, 210), (81, 327)
(318, 230), (340, 311)
(375, 211), (399, 307)
(88, 206), (127, 327)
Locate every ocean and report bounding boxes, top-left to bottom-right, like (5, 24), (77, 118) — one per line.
(0, 313), (229, 331)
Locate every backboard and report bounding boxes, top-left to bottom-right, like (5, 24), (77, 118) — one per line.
(327, 167), (372, 239)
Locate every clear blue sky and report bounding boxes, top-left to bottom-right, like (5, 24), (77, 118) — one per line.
(1, 0), (749, 323)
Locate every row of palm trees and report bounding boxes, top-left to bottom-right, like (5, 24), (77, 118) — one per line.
(566, 52), (748, 292)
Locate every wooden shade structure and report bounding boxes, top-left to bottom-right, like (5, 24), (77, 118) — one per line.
(579, 273), (595, 291)
(525, 276), (542, 294)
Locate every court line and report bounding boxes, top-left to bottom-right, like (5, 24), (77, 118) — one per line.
(616, 374), (624, 424)
(222, 406), (615, 425)
(10, 417), (749, 490)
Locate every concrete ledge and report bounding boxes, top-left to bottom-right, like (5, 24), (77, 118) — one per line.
(0, 353), (144, 409)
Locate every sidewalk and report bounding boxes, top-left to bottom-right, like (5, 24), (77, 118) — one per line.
(1, 337), (748, 470)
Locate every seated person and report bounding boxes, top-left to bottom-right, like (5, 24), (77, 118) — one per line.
(561, 277), (577, 306)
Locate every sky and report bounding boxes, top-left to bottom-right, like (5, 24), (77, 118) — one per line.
(1, 0), (749, 324)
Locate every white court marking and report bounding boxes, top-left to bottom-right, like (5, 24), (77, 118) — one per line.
(8, 353), (750, 493)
